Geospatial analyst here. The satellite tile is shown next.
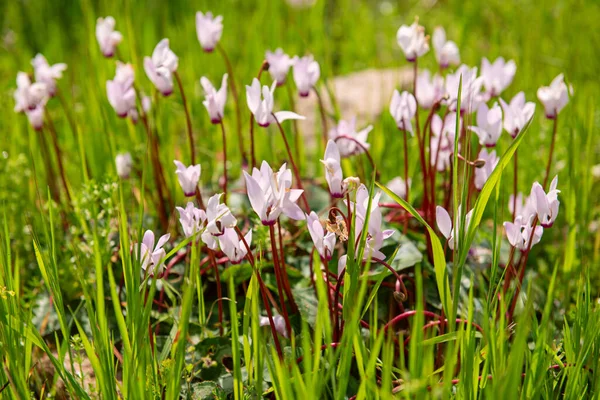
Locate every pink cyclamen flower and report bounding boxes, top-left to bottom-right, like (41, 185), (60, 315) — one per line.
(144, 39), (178, 96)
(480, 57), (516, 98)
(504, 216), (543, 251)
(328, 117), (372, 158)
(470, 103), (503, 147)
(306, 211), (336, 261)
(416, 70), (445, 109)
(531, 176), (560, 228)
(430, 112), (459, 172)
(436, 205), (473, 250)
(200, 74), (228, 124)
(196, 11), (223, 52)
(292, 55), (320, 97)
(204, 193), (237, 237)
(107, 62), (137, 120)
(174, 160), (201, 196)
(115, 152), (133, 179)
(176, 202), (207, 238)
(135, 230), (170, 276)
(259, 314), (288, 338)
(537, 74), (571, 119)
(321, 140), (346, 198)
(219, 228), (252, 264)
(13, 72), (48, 130)
(353, 185), (394, 261)
(396, 19), (429, 62)
(509, 192), (536, 222)
(96, 16), (122, 57)
(390, 90), (417, 134)
(245, 78), (304, 127)
(445, 65), (484, 114)
(266, 48), (295, 86)
(31, 54), (66, 97)
(243, 161), (304, 225)
(474, 148), (499, 190)
(432, 27), (459, 68)
(499, 92), (536, 138)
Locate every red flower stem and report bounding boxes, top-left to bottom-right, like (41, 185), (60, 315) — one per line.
(543, 117), (558, 189)
(174, 71), (196, 165)
(287, 81), (302, 165)
(508, 216), (539, 320)
(234, 226), (283, 358)
(313, 86), (329, 148)
(269, 224), (293, 337)
(44, 112), (71, 203)
(272, 113), (310, 211)
(249, 60), (270, 169)
(208, 249), (224, 336)
(216, 44), (246, 164)
(36, 128), (61, 203)
(219, 120), (229, 203)
(512, 150), (519, 221)
(333, 135), (379, 179)
(278, 221), (298, 313)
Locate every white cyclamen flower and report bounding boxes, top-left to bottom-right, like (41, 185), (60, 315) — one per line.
(390, 90), (417, 134)
(13, 72), (48, 130)
(96, 16), (122, 57)
(115, 152), (133, 179)
(416, 70), (445, 109)
(219, 228), (252, 264)
(292, 55), (320, 97)
(306, 211), (336, 261)
(328, 117), (372, 158)
(176, 202), (207, 238)
(107, 62), (137, 119)
(531, 176), (560, 228)
(200, 74), (228, 124)
(480, 57), (516, 98)
(445, 64), (484, 113)
(31, 54), (66, 97)
(396, 19), (429, 61)
(436, 205), (473, 250)
(174, 160), (201, 196)
(537, 73), (571, 119)
(432, 27), (460, 68)
(245, 78), (304, 127)
(144, 39), (179, 96)
(266, 48), (295, 86)
(504, 215), (543, 251)
(196, 11), (223, 52)
(135, 230), (170, 276)
(474, 148), (499, 190)
(321, 140), (346, 198)
(470, 103), (503, 147)
(499, 92), (536, 138)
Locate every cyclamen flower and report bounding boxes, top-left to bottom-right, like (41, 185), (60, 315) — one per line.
(537, 74), (571, 119)
(445, 64), (484, 114)
(115, 152), (133, 179)
(416, 70), (445, 109)
(480, 57), (516, 98)
(144, 39), (178, 96)
(328, 117), (372, 158)
(243, 161), (304, 225)
(266, 48), (295, 86)
(174, 160), (201, 196)
(196, 11), (223, 52)
(499, 92), (536, 138)
(292, 55), (320, 97)
(432, 27), (460, 68)
(135, 230), (170, 276)
(245, 79), (305, 127)
(259, 314), (288, 338)
(200, 74), (228, 124)
(436, 205), (473, 250)
(353, 185), (394, 261)
(31, 54), (66, 97)
(390, 90), (417, 134)
(509, 192), (536, 222)
(219, 228), (251, 264)
(504, 216), (543, 251)
(96, 17), (122, 58)
(531, 176), (560, 228)
(107, 62), (137, 120)
(385, 177), (411, 200)
(176, 202), (207, 238)
(13, 72), (48, 130)
(474, 148), (499, 190)
(204, 193), (236, 237)
(306, 211), (336, 261)
(321, 140), (346, 198)
(430, 112), (459, 172)
(470, 103), (503, 147)
(396, 19), (429, 62)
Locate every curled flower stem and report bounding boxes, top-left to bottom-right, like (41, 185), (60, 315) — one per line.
(543, 117), (558, 189)
(234, 225), (283, 358)
(333, 135), (379, 179)
(272, 113), (310, 212)
(313, 86), (329, 148)
(249, 60), (269, 169)
(269, 224), (293, 338)
(219, 120), (229, 204)
(174, 71), (196, 164)
(208, 249), (224, 336)
(217, 44), (246, 164)
(44, 112), (71, 204)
